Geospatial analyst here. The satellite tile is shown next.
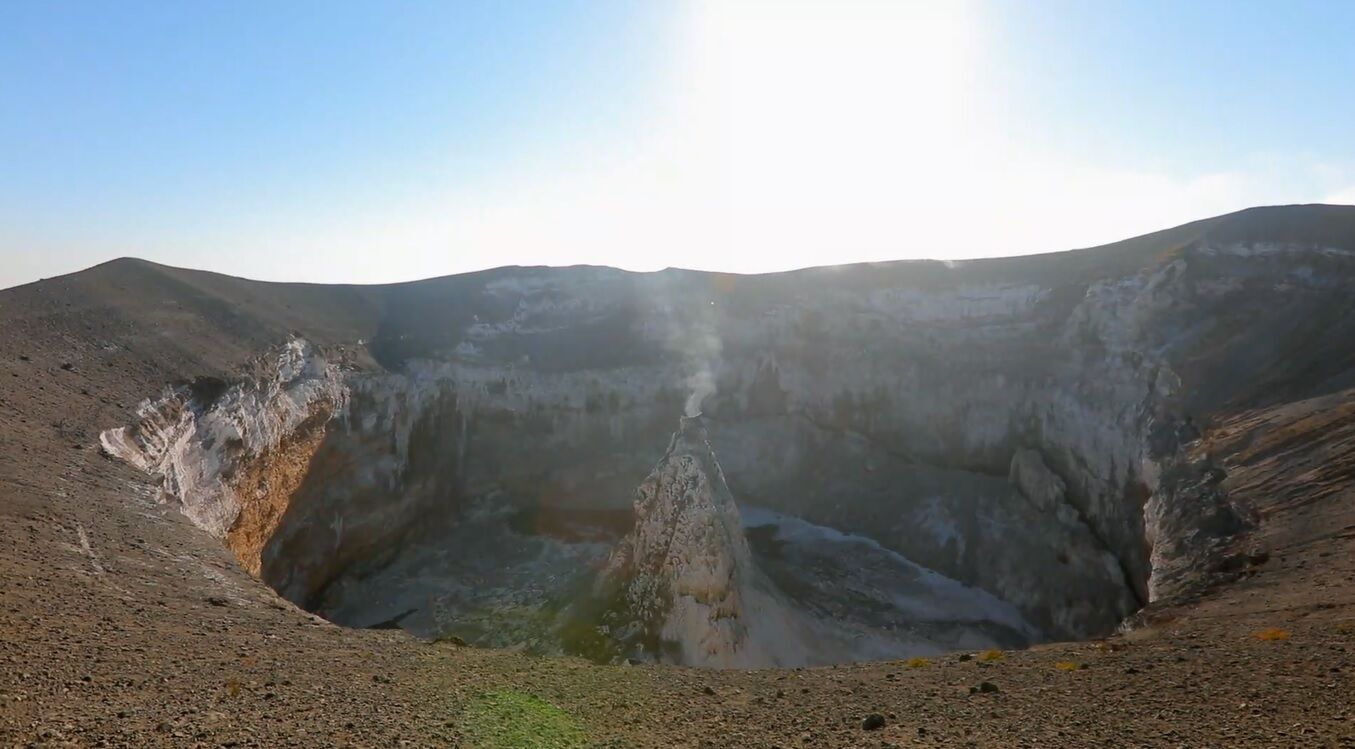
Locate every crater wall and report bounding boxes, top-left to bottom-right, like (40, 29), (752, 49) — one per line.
(99, 206), (1355, 654)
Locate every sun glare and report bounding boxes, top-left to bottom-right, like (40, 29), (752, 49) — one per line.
(681, 0), (982, 269)
(434, 1), (983, 275)
(227, 0), (1338, 283)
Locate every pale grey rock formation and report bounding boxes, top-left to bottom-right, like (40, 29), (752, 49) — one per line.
(598, 415), (759, 666)
(98, 339), (345, 537)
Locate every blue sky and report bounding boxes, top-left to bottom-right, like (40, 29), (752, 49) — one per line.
(3, 0), (1354, 289)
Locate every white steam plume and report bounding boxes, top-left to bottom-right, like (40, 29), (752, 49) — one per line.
(684, 368), (717, 417)
(649, 277), (723, 418)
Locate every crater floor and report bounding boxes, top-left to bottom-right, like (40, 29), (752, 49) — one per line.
(310, 463), (1038, 667)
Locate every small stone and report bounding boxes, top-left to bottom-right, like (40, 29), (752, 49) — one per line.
(702, 685), (716, 696)
(978, 681), (1000, 694)
(206, 596), (229, 607)
(862, 713), (887, 731)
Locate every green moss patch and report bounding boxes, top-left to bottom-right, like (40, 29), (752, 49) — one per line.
(461, 689), (588, 749)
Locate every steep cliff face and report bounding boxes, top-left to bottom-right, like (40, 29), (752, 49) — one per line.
(98, 339), (346, 575)
(95, 206), (1355, 664)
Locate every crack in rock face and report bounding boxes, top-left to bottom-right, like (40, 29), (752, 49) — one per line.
(97, 221), (1355, 666)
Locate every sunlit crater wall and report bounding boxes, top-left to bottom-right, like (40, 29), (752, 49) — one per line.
(100, 209), (1355, 655)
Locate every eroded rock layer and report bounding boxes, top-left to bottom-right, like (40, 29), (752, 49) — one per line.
(99, 339), (345, 575)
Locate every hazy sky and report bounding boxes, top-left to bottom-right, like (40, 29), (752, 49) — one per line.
(4, 0), (1355, 289)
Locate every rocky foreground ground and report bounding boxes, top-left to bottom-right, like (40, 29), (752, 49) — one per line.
(3, 209), (1355, 747)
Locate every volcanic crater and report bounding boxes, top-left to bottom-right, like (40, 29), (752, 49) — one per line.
(95, 205), (1351, 667)
(5, 205), (1355, 745)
